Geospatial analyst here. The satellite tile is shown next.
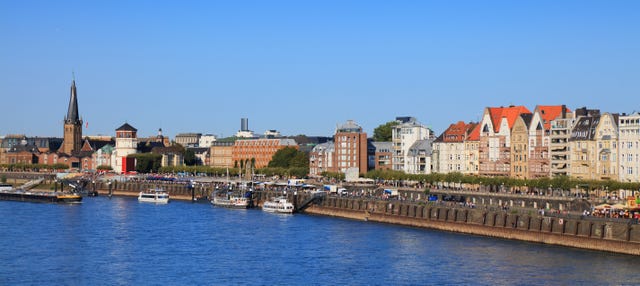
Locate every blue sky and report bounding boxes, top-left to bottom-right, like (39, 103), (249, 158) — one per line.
(1, 1), (639, 139)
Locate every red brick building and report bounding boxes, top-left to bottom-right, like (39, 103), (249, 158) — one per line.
(334, 120), (368, 175)
(232, 138), (298, 169)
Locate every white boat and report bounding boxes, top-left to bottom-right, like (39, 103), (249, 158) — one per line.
(262, 196), (295, 214)
(211, 193), (250, 209)
(138, 189), (170, 204)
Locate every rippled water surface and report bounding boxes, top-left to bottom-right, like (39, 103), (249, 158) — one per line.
(1, 197), (639, 285)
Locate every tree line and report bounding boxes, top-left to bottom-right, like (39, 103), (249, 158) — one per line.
(364, 170), (640, 192)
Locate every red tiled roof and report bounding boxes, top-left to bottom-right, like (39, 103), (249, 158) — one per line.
(467, 122), (481, 141)
(442, 121), (467, 142)
(535, 105), (571, 130)
(440, 121), (479, 142)
(487, 106), (532, 133)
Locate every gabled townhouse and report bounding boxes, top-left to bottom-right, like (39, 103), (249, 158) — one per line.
(510, 113), (533, 179)
(528, 105), (572, 179)
(595, 112), (619, 180)
(569, 108), (601, 180)
(479, 106), (532, 177)
(433, 121), (478, 174)
(619, 112), (640, 182)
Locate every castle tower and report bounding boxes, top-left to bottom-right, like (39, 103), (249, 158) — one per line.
(62, 79), (83, 154)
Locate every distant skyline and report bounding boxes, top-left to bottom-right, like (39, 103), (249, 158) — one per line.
(1, 1), (639, 139)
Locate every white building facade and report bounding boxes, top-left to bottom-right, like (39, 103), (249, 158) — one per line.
(198, 134), (217, 147)
(619, 112), (640, 182)
(392, 117), (430, 172)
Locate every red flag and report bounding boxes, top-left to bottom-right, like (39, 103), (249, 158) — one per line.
(86, 122), (89, 129)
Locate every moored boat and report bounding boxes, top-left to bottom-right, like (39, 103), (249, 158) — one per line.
(0, 186), (82, 204)
(138, 188), (170, 204)
(211, 195), (250, 209)
(262, 196), (294, 214)
(210, 189), (251, 209)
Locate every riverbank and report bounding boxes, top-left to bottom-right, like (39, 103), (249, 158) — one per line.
(303, 196), (640, 256)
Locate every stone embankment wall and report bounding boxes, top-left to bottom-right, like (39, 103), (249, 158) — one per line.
(94, 181), (209, 200)
(301, 195), (640, 256)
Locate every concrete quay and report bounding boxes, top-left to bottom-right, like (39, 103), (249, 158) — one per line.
(300, 195), (640, 256)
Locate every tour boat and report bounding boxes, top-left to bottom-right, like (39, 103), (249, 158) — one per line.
(138, 189), (170, 204)
(262, 196), (295, 214)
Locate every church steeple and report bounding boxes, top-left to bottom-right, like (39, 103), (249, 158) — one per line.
(65, 79), (81, 125)
(62, 78), (83, 154)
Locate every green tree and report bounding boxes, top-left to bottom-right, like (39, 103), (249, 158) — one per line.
(290, 152), (309, 168)
(184, 149), (197, 166)
(373, 121), (399, 141)
(268, 147), (299, 168)
(129, 153), (162, 173)
(264, 147), (310, 178)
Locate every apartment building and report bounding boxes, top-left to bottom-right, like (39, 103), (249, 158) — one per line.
(369, 141), (393, 171)
(550, 111), (575, 177)
(392, 117), (430, 172)
(309, 141), (335, 176)
(334, 120), (368, 174)
(619, 112), (640, 182)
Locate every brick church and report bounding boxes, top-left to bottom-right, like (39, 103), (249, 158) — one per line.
(1, 79), (113, 169)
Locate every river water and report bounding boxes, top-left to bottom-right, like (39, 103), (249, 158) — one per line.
(1, 197), (639, 285)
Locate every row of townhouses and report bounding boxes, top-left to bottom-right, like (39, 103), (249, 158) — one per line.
(308, 105), (640, 183)
(432, 105), (640, 183)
